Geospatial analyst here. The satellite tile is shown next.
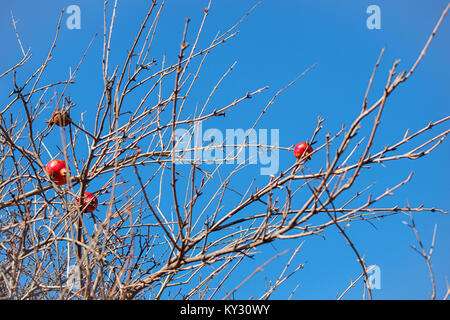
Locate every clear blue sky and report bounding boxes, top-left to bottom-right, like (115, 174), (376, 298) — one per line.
(1, 0), (449, 299)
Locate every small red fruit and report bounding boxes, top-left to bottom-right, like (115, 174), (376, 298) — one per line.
(77, 192), (98, 213)
(294, 142), (313, 161)
(46, 159), (68, 185)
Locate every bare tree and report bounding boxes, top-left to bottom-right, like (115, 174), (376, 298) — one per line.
(0, 1), (448, 300)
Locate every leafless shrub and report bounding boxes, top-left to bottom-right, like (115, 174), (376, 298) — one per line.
(0, 1), (448, 300)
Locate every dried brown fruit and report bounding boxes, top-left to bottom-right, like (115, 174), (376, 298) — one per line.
(47, 110), (72, 127)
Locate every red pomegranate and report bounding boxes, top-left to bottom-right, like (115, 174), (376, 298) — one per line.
(77, 192), (98, 213)
(294, 142), (313, 161)
(46, 159), (68, 185)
